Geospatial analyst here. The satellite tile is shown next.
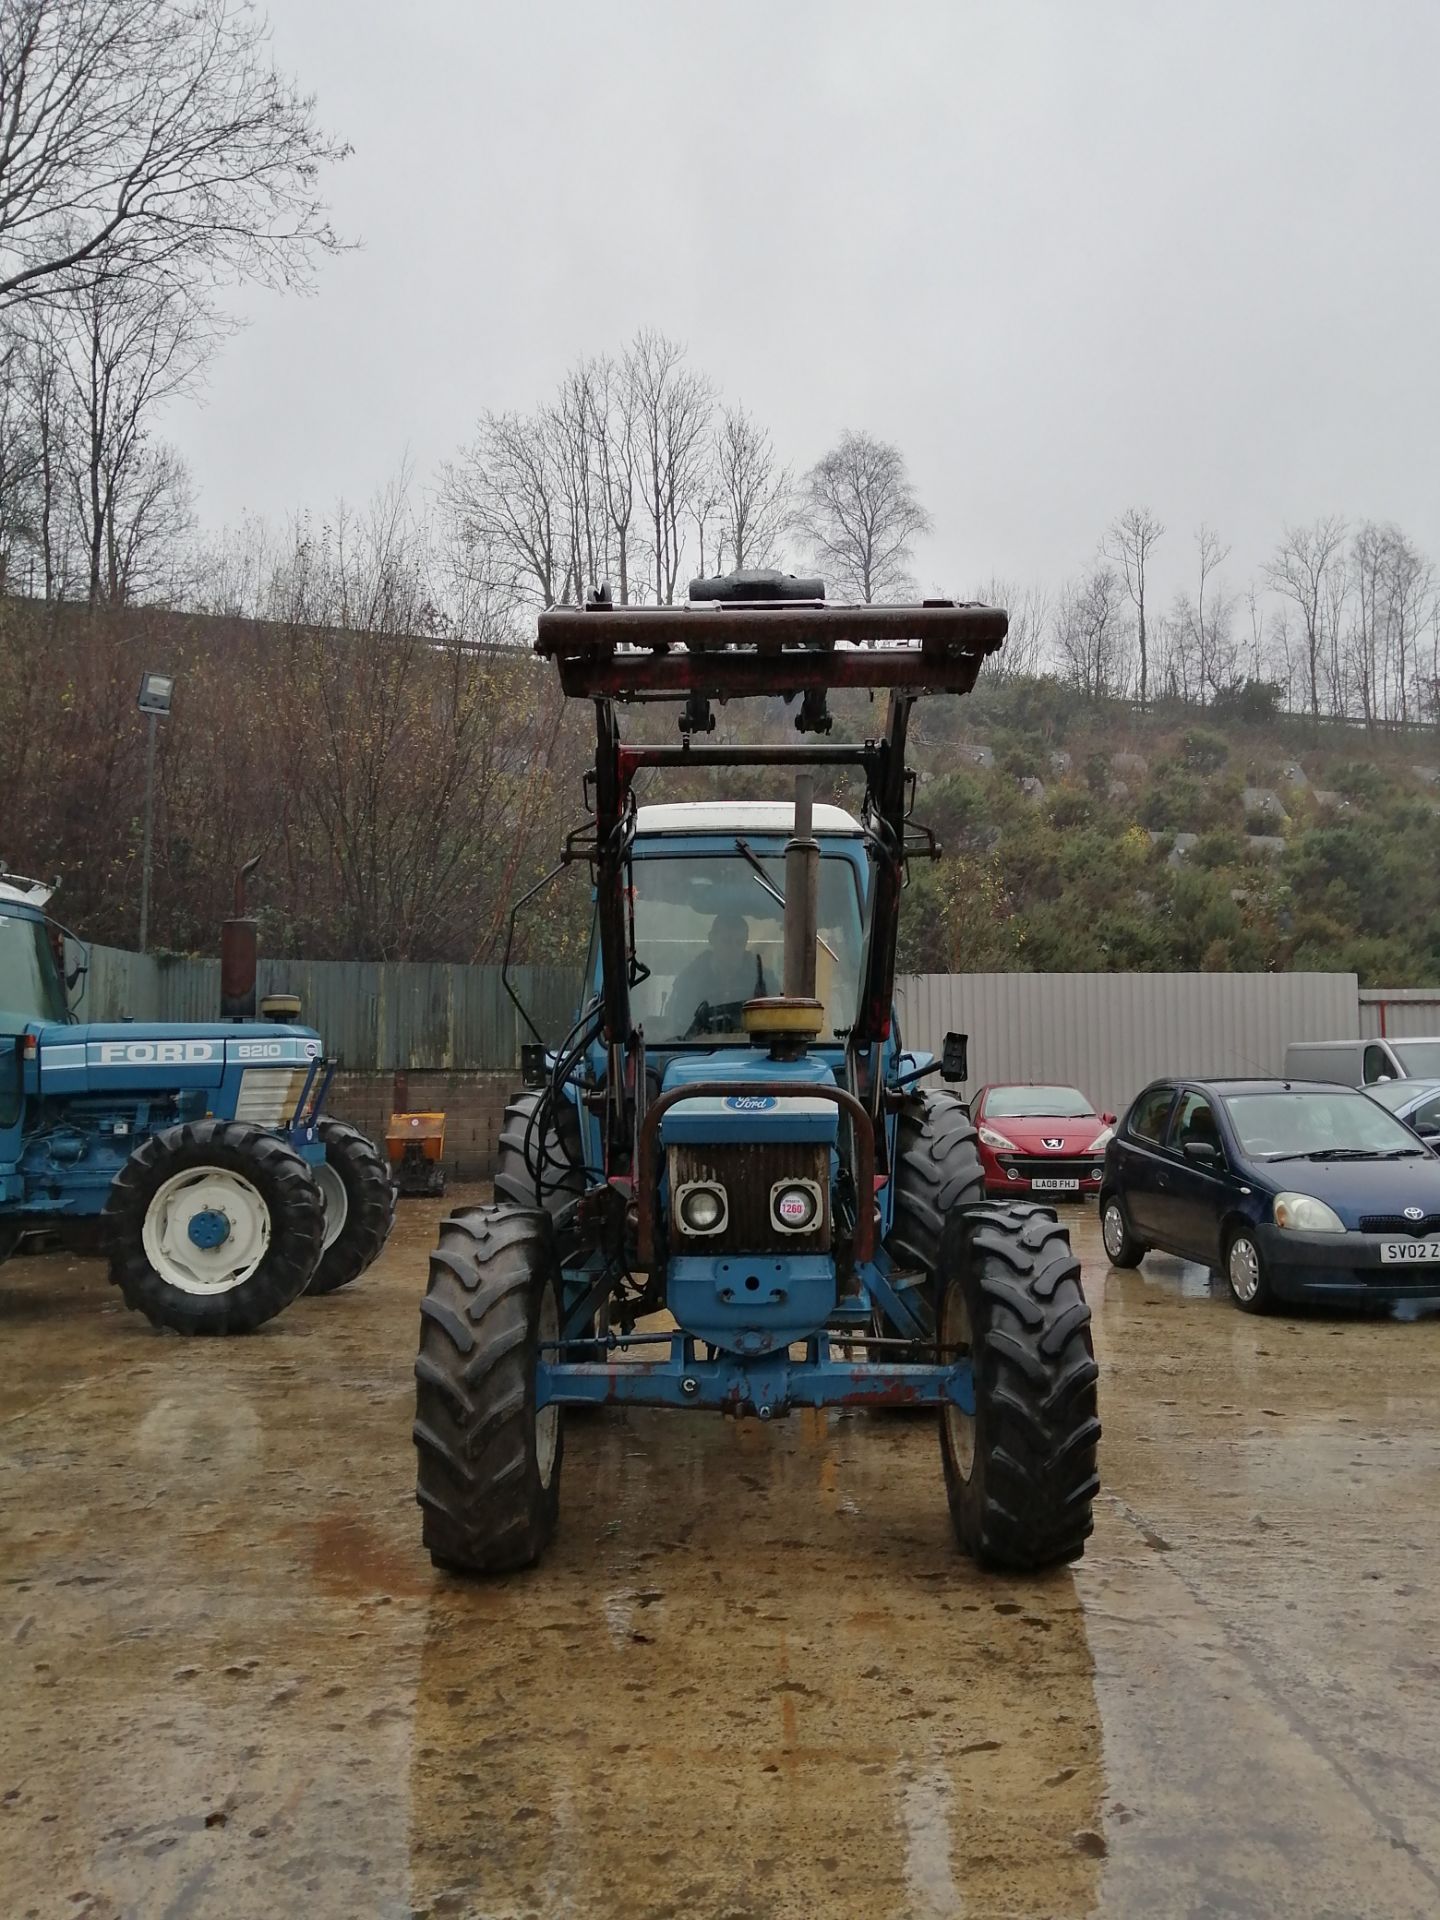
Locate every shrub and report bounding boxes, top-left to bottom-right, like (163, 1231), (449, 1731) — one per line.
(1179, 726), (1230, 773)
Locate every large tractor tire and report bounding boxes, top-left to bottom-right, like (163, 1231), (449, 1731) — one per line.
(306, 1117), (397, 1295)
(882, 1090), (986, 1341)
(413, 1204), (563, 1575)
(938, 1203), (1100, 1570)
(494, 1089), (586, 1243)
(104, 1120), (324, 1335)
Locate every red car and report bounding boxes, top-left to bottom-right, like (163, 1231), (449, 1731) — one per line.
(973, 1083), (1116, 1200)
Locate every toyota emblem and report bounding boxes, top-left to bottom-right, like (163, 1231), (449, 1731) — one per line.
(1404, 1206), (1425, 1221)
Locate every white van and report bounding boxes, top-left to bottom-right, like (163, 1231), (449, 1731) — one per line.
(1283, 1036), (1440, 1086)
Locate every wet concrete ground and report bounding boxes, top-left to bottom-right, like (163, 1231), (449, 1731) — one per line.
(3, 1197), (1439, 1920)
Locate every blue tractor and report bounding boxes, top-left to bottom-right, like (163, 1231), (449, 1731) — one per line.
(413, 574), (1100, 1572)
(0, 871), (394, 1333)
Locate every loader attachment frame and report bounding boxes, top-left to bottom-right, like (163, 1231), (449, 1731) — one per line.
(538, 596), (1006, 1166)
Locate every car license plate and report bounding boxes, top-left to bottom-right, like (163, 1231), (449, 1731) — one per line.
(1031, 1178), (1079, 1193)
(1380, 1240), (1440, 1263)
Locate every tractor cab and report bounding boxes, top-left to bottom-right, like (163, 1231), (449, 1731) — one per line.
(0, 876), (68, 1031)
(416, 572), (1100, 1579)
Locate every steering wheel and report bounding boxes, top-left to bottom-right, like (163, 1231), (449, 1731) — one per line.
(684, 999), (747, 1039)
(1244, 1137), (1281, 1155)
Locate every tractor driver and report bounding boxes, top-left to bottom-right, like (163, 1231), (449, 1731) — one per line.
(666, 912), (767, 1034)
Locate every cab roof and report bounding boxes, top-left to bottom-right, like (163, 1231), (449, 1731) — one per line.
(635, 802), (862, 835)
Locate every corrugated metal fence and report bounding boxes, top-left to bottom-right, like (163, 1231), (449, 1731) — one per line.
(84, 945), (585, 1070)
(894, 971), (1362, 1119)
(1359, 988), (1440, 1041)
(84, 948), (1405, 1107)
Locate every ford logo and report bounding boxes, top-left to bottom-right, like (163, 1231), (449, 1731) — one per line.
(1404, 1206), (1425, 1221)
(724, 1094), (777, 1112)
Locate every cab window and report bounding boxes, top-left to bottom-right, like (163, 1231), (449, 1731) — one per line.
(1128, 1084), (1175, 1144)
(1363, 1044), (1394, 1083)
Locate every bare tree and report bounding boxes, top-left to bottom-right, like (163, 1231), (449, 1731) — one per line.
(625, 329), (714, 603)
(712, 404), (789, 574)
(1264, 515), (1348, 720)
(588, 354), (637, 603)
(0, 0), (348, 312)
(795, 428), (930, 603)
(972, 576), (1050, 681)
(1103, 506), (1164, 708)
(40, 272), (210, 603)
(1346, 521), (1434, 728)
(443, 407), (566, 609)
(1193, 523), (1237, 700)
(1241, 583), (1263, 680)
(1053, 566), (1131, 701)
(0, 331), (40, 589)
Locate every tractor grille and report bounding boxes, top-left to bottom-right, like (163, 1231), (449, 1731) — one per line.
(668, 1142), (831, 1253)
(1359, 1213), (1440, 1237)
(234, 1067), (310, 1127)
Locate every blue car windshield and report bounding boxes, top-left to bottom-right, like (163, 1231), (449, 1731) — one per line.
(628, 852), (864, 1044)
(1225, 1089), (1422, 1158)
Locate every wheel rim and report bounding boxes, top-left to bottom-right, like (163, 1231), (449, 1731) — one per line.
(315, 1160), (349, 1253)
(1229, 1236), (1262, 1303)
(141, 1167), (272, 1296)
(938, 1279), (976, 1480)
(535, 1283), (560, 1487)
(1102, 1202), (1127, 1261)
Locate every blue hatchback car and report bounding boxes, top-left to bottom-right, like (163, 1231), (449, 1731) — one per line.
(1099, 1077), (1440, 1312)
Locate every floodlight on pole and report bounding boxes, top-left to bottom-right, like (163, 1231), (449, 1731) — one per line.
(137, 671), (175, 951)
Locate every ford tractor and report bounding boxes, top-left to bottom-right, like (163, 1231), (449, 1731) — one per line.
(0, 871), (394, 1333)
(413, 574), (1100, 1573)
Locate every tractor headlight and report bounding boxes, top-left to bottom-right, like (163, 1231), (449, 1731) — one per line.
(771, 1180), (822, 1233)
(677, 1182), (727, 1235)
(1273, 1192), (1345, 1233)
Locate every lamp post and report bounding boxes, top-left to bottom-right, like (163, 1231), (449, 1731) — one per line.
(136, 671), (175, 953)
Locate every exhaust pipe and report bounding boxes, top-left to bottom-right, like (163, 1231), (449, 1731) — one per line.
(783, 774), (820, 1002)
(220, 854), (262, 1020)
(741, 774), (825, 1060)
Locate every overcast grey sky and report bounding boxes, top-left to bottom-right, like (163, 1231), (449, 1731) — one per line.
(172, 0), (1440, 610)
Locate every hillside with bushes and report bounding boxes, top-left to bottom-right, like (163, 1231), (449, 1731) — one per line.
(894, 676), (1440, 985)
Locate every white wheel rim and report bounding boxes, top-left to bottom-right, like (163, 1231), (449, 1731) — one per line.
(141, 1167), (272, 1296)
(1229, 1237), (1262, 1303)
(536, 1283), (560, 1487)
(939, 1281), (976, 1480)
(315, 1160), (349, 1253)
(1103, 1203), (1126, 1261)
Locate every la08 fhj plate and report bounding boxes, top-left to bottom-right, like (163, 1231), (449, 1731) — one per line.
(1380, 1240), (1440, 1263)
(1032, 1178), (1079, 1193)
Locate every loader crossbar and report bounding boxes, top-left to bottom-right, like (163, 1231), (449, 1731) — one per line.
(535, 1332), (976, 1418)
(535, 600), (1007, 702)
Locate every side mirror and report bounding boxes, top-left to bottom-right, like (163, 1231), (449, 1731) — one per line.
(1102, 1112), (1117, 1127)
(940, 1031), (968, 1083)
(1183, 1139), (1220, 1168)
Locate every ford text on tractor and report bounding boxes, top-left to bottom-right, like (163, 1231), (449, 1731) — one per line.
(413, 574), (1100, 1572)
(0, 872), (395, 1333)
